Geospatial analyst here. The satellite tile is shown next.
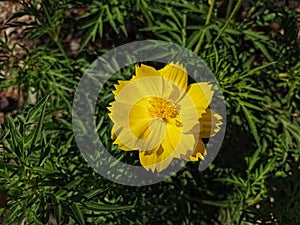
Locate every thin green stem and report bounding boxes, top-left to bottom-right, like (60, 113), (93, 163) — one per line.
(213, 0), (244, 44)
(205, 0), (215, 28)
(51, 25), (69, 60)
(52, 39), (68, 60)
(225, 0), (234, 18)
(193, 0), (215, 55)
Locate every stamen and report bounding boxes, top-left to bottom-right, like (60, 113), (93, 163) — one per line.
(148, 97), (178, 120)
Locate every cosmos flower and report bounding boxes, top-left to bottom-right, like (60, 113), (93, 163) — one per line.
(108, 62), (222, 172)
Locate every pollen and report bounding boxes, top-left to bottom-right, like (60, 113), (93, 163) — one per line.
(148, 97), (178, 120)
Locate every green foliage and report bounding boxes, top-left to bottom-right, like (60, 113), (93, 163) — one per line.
(78, 0), (129, 50)
(0, 0), (299, 224)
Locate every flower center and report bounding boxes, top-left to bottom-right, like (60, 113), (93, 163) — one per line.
(148, 97), (178, 120)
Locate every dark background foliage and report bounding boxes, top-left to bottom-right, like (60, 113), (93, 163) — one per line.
(0, 0), (299, 224)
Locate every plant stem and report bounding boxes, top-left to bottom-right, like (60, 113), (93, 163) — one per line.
(55, 40), (68, 60)
(213, 0), (244, 44)
(52, 25), (69, 60)
(193, 0), (215, 55)
(225, 0), (234, 18)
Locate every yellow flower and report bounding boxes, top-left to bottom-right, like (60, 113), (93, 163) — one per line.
(108, 62), (222, 172)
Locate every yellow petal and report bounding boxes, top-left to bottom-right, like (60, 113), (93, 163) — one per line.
(135, 76), (183, 101)
(111, 99), (151, 138)
(114, 77), (165, 104)
(139, 145), (174, 172)
(129, 98), (152, 139)
(113, 67), (186, 106)
(186, 82), (214, 114)
(110, 101), (133, 127)
(200, 109), (222, 138)
(115, 118), (166, 151)
(189, 139), (206, 161)
(137, 119), (166, 151)
(113, 135), (138, 151)
(141, 122), (197, 172)
(189, 109), (223, 138)
(111, 125), (116, 138)
(113, 80), (143, 104)
(107, 101), (115, 119)
(179, 136), (206, 161)
(112, 80), (131, 98)
(161, 118), (182, 158)
(162, 77), (185, 101)
(111, 98), (154, 150)
(175, 133), (196, 157)
(135, 64), (159, 79)
(158, 62), (188, 90)
(113, 127), (136, 150)
(176, 94), (201, 133)
(112, 63), (157, 100)
(176, 82), (214, 133)
(136, 76), (164, 97)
